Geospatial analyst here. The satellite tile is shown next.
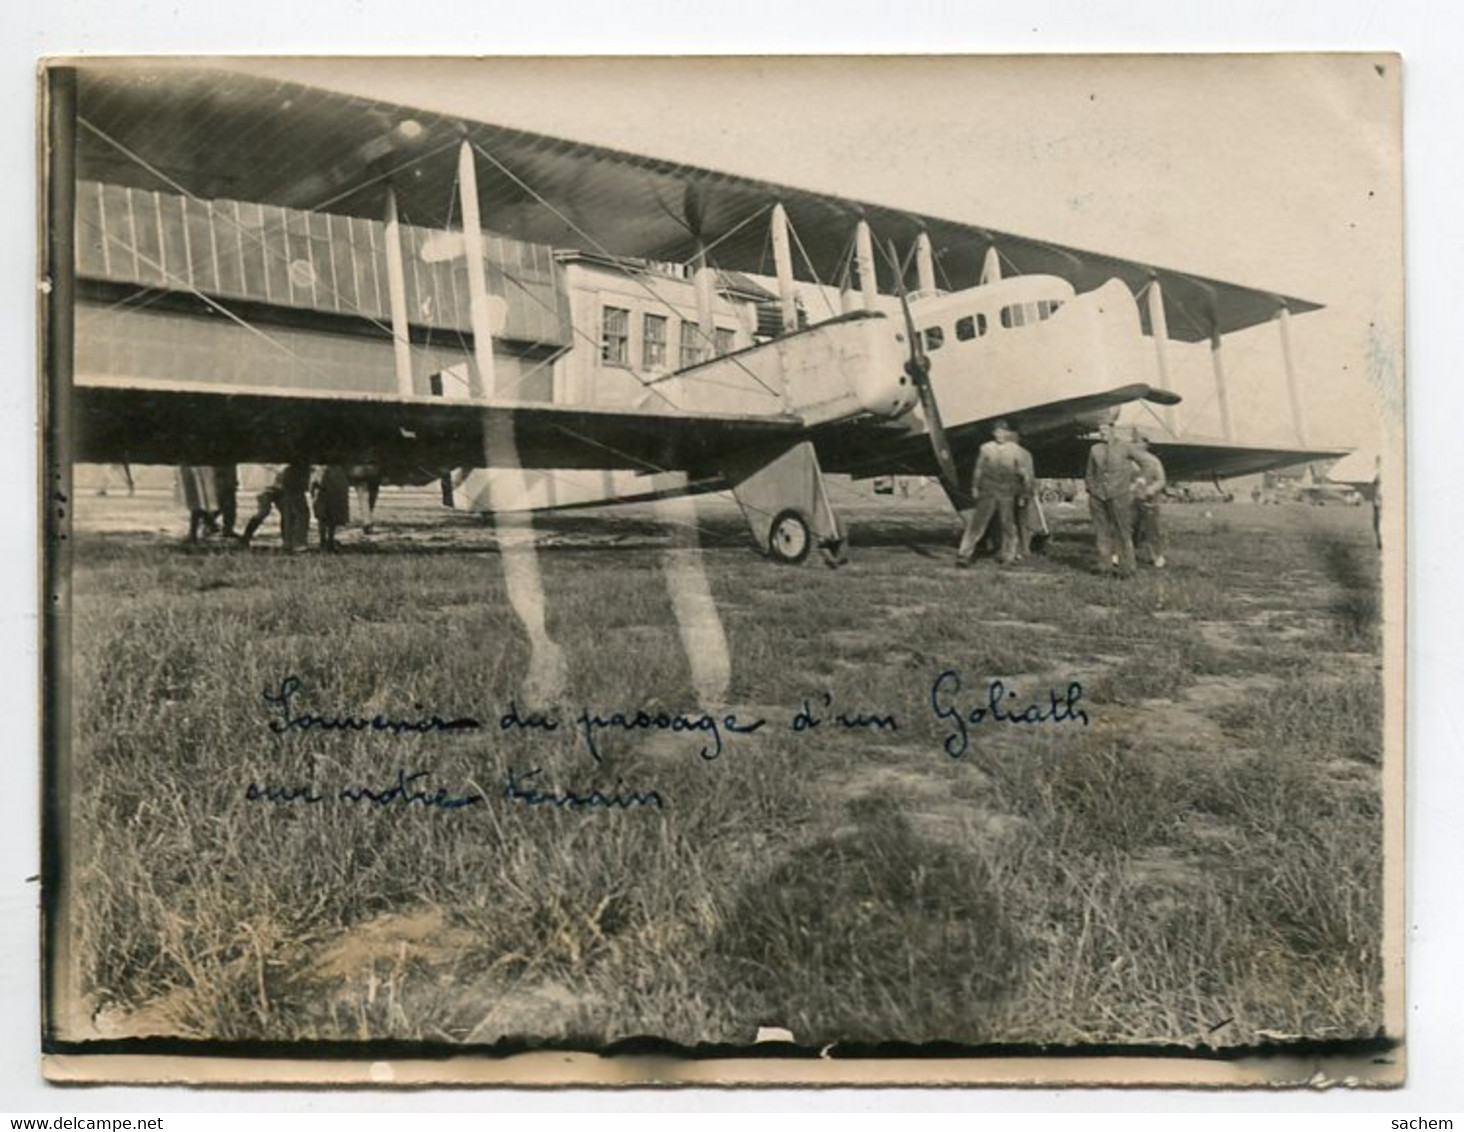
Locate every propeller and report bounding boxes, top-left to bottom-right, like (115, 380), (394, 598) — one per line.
(888, 239), (971, 511)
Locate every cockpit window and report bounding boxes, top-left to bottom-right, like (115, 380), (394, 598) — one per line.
(923, 326), (945, 351)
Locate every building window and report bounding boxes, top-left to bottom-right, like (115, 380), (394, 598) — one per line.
(714, 327), (736, 356)
(601, 305), (630, 366)
(923, 326), (945, 351)
(955, 314), (987, 341)
(643, 314), (668, 370)
(680, 320), (705, 368)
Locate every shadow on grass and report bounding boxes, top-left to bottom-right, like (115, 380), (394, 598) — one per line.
(710, 803), (1022, 1043)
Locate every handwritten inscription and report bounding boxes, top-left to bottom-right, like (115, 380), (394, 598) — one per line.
(250, 672), (1097, 814)
(930, 671), (1089, 760)
(791, 691), (898, 733)
(505, 768), (664, 811)
(574, 706), (765, 762)
(246, 769), (483, 810)
(263, 675), (482, 736)
(245, 768), (661, 814)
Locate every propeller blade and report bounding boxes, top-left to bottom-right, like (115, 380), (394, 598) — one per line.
(683, 182), (706, 240)
(889, 240), (970, 509)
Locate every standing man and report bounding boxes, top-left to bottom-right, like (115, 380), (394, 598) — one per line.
(957, 420), (1032, 567)
(176, 464), (218, 544)
(1085, 421), (1137, 576)
(1128, 429), (1168, 568)
(213, 464), (239, 539)
(348, 465), (382, 536)
(240, 467), (284, 548)
(1013, 434), (1038, 560)
(278, 462), (312, 553)
(312, 465), (351, 552)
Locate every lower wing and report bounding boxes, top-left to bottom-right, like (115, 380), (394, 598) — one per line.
(70, 377), (805, 475)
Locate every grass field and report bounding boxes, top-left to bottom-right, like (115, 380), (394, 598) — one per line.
(58, 483), (1385, 1050)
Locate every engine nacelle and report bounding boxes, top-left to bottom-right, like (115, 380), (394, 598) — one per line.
(646, 311), (918, 426)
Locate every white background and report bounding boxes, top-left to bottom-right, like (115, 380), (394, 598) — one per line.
(4, 0), (1459, 1116)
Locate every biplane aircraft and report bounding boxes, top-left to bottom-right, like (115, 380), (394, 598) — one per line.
(51, 63), (1341, 565)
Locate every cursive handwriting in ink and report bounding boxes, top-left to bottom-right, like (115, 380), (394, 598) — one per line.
(791, 691), (899, 733)
(263, 675), (482, 736)
(338, 769), (484, 809)
(245, 781), (325, 805)
(574, 706), (765, 762)
(500, 700), (560, 733)
(930, 671), (1089, 759)
(505, 767), (665, 811)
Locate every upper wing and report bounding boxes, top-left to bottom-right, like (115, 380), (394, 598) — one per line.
(71, 377), (805, 474)
(72, 63), (1320, 341)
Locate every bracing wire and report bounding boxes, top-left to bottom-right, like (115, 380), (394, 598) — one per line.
(785, 217), (839, 319)
(469, 140), (786, 403)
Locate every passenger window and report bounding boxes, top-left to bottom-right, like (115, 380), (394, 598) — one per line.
(923, 326), (944, 351)
(956, 314), (987, 340)
(1001, 302), (1058, 329)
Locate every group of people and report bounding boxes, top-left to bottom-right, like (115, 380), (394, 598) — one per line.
(177, 463), (358, 552)
(955, 418), (1168, 577)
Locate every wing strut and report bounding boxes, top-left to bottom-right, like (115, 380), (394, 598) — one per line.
(771, 203), (799, 333)
(1145, 279), (1179, 438)
(1277, 305), (1309, 447)
(1209, 327), (1235, 442)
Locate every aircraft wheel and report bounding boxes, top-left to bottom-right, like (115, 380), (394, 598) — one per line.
(768, 509), (813, 565)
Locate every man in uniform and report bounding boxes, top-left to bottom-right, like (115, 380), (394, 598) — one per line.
(1127, 429), (1168, 568)
(957, 420), (1032, 567)
(1084, 421), (1137, 576)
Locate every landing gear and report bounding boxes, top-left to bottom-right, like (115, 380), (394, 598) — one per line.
(723, 440), (846, 567)
(768, 509), (812, 565)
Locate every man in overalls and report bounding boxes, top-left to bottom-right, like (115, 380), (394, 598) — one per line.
(957, 420), (1032, 566)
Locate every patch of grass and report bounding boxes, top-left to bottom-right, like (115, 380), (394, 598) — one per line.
(59, 490), (1387, 1047)
(1216, 673), (1382, 764)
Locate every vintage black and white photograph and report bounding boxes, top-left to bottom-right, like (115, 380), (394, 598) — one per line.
(41, 55), (1404, 1085)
